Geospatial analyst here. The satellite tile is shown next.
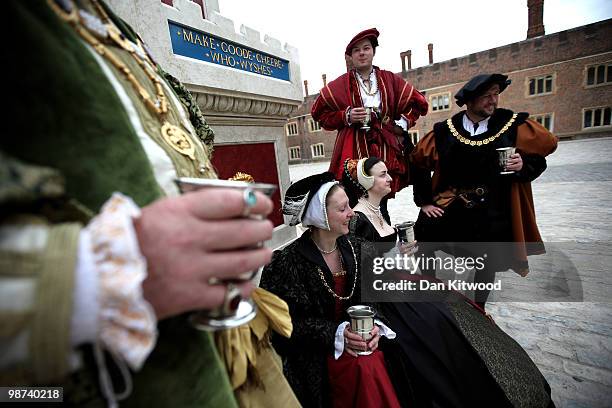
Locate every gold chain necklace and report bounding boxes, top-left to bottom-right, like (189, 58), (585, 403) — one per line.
(447, 113), (517, 147)
(47, 0), (197, 162)
(316, 239), (357, 300)
(332, 251), (346, 277)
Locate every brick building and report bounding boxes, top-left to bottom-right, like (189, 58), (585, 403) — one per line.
(286, 1), (611, 164)
(400, 1), (611, 141)
(284, 76), (337, 164)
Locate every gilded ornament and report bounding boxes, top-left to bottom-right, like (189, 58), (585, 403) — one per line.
(161, 123), (195, 160)
(446, 114), (517, 146)
(48, 0), (205, 167)
(107, 24), (133, 51)
(228, 172), (255, 183)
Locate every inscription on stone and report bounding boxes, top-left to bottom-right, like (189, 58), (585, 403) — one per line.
(168, 21), (290, 81)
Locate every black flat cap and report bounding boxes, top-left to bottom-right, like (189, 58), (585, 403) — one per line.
(283, 172), (337, 226)
(455, 73), (511, 107)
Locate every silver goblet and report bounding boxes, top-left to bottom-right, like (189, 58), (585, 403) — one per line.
(175, 177), (277, 331)
(347, 305), (376, 356)
(360, 106), (373, 130)
(395, 221), (415, 243)
(496, 147), (516, 175)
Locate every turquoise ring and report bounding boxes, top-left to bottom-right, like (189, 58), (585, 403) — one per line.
(242, 188), (257, 217)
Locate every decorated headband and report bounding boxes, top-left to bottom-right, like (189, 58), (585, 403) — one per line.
(343, 158), (375, 195)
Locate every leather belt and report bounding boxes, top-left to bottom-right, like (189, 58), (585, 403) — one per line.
(434, 186), (487, 209)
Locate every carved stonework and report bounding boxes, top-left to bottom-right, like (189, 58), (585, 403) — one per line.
(193, 91), (298, 120)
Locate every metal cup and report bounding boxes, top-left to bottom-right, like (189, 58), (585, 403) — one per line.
(395, 221), (415, 243)
(347, 305), (376, 356)
(174, 177), (277, 331)
(360, 107), (372, 130)
(496, 147), (516, 174)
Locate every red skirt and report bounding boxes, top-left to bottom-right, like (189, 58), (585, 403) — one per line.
(327, 350), (400, 408)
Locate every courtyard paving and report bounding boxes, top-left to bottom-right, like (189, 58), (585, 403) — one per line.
(289, 137), (612, 407)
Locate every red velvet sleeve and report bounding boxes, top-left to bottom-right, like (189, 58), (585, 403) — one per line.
(391, 74), (428, 128)
(311, 90), (349, 131)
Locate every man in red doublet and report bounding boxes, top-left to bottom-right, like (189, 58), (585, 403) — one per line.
(311, 28), (428, 207)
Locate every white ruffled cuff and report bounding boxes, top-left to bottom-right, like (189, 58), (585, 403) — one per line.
(333, 319), (396, 359)
(395, 117), (409, 131)
(71, 228), (99, 347)
(86, 193), (157, 370)
(344, 107), (351, 126)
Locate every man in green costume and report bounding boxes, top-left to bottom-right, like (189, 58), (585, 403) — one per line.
(1, 1), (274, 406)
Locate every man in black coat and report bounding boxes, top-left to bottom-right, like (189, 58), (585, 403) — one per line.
(411, 73), (557, 309)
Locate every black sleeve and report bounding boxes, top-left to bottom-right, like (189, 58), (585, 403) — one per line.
(402, 131), (415, 156)
(514, 153), (547, 182)
(349, 212), (371, 239)
(260, 250), (337, 354)
(411, 164), (434, 207)
(275, 315), (337, 355)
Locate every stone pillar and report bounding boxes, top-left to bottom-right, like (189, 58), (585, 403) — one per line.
(322, 74), (327, 87)
(303, 80), (309, 97)
(108, 0), (302, 248)
(428, 43), (434, 65)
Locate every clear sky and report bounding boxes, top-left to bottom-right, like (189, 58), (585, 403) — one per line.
(219, 0), (611, 95)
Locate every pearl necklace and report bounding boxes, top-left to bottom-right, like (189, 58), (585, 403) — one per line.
(360, 198), (384, 227)
(313, 240), (338, 255)
(355, 70), (378, 96)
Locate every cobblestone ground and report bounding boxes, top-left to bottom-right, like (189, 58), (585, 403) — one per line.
(289, 137), (612, 407)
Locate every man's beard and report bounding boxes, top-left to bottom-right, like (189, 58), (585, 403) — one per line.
(473, 105), (496, 118)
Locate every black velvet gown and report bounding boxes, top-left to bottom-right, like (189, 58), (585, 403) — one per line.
(349, 212), (555, 408)
(260, 231), (401, 407)
(350, 211), (397, 254)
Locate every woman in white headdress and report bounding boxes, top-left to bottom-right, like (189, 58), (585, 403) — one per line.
(260, 172), (401, 408)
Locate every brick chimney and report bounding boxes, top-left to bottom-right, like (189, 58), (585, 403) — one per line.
(400, 50), (412, 71)
(527, 0), (545, 39)
(428, 43), (434, 64)
(322, 74), (327, 87)
(345, 54), (353, 72)
(303, 80), (309, 97)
